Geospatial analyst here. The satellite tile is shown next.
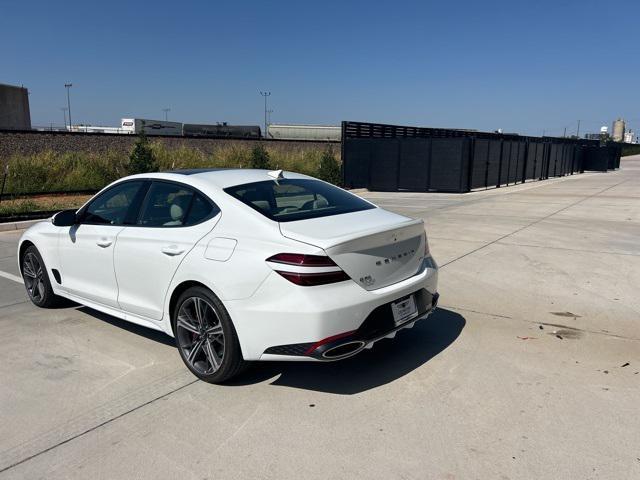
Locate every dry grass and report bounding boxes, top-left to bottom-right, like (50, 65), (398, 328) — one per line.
(151, 142), (332, 176)
(0, 141), (340, 196)
(0, 194), (91, 217)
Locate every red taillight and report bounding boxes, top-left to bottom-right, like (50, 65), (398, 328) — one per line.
(275, 270), (350, 286)
(266, 253), (338, 267)
(266, 253), (351, 286)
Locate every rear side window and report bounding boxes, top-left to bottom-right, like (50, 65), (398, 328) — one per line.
(224, 179), (374, 222)
(185, 193), (219, 226)
(138, 182), (219, 227)
(82, 181), (145, 225)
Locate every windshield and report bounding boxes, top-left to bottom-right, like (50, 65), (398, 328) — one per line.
(224, 179), (375, 222)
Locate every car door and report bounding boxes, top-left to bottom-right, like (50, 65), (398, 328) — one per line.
(113, 180), (221, 321)
(58, 180), (148, 308)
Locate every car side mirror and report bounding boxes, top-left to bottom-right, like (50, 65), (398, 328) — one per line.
(52, 209), (78, 227)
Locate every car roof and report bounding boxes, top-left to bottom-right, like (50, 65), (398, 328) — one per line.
(129, 168), (315, 190)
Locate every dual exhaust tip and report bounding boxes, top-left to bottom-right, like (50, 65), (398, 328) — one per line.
(321, 340), (366, 359)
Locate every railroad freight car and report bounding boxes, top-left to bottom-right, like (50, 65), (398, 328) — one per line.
(121, 118), (182, 136)
(267, 124), (341, 141)
(182, 123), (261, 138)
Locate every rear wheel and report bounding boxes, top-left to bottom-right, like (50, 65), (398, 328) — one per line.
(173, 286), (245, 383)
(22, 245), (59, 308)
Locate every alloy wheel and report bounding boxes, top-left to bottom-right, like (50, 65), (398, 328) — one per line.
(176, 296), (225, 375)
(23, 252), (45, 303)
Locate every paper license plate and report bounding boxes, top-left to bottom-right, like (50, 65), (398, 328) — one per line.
(391, 295), (418, 326)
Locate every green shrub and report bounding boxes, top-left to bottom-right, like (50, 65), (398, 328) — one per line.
(249, 144), (271, 169)
(316, 146), (342, 185)
(128, 132), (158, 175)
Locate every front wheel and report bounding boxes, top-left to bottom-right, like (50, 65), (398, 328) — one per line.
(22, 245), (60, 308)
(173, 286), (246, 383)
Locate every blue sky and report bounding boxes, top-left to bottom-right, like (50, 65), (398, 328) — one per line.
(2, 0), (638, 136)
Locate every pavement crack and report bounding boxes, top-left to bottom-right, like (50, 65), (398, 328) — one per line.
(439, 178), (631, 268)
(536, 321), (640, 341)
(0, 299), (28, 310)
(444, 306), (640, 342)
(439, 304), (513, 319)
(494, 241), (640, 257)
(0, 379), (199, 474)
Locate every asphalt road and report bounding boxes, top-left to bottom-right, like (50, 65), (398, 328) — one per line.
(1, 158), (639, 479)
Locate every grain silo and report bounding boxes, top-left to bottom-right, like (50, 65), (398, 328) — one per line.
(612, 118), (625, 142)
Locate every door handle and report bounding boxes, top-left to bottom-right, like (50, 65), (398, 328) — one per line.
(96, 239), (113, 248)
(161, 245), (185, 256)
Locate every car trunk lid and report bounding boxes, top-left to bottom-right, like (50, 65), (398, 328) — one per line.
(279, 208), (426, 290)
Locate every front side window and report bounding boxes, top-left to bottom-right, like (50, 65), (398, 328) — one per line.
(82, 181), (145, 225)
(138, 182), (218, 227)
(224, 179), (375, 222)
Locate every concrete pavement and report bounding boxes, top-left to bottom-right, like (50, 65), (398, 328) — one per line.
(0, 158), (639, 479)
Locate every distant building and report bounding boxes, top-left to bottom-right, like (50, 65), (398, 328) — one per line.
(623, 131), (636, 143)
(585, 133), (601, 140)
(0, 83), (31, 130)
(612, 118), (625, 142)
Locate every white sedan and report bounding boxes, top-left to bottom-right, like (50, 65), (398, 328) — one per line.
(18, 169), (439, 382)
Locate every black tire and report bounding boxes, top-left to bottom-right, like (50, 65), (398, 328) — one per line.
(172, 286), (246, 383)
(21, 245), (60, 308)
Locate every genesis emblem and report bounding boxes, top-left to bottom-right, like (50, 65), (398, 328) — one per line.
(359, 275), (375, 287)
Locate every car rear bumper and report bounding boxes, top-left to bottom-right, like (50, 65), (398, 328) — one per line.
(264, 290), (439, 361)
(224, 257), (438, 360)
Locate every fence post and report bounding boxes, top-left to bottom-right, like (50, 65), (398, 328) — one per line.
(496, 139), (504, 188)
(340, 121), (346, 187)
(0, 164), (8, 204)
(466, 137), (475, 192)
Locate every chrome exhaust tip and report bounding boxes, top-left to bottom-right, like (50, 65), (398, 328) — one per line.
(322, 341), (366, 359)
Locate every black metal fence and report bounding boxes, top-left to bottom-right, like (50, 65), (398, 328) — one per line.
(342, 121), (621, 193)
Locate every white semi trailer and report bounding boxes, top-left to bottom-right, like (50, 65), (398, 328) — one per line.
(121, 118), (182, 136)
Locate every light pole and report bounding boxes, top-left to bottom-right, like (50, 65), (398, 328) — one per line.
(64, 83), (73, 129)
(259, 91), (271, 138)
(267, 109), (273, 125)
(60, 107), (68, 130)
(162, 108), (170, 121)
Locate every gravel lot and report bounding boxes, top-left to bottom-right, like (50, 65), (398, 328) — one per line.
(0, 157), (639, 479)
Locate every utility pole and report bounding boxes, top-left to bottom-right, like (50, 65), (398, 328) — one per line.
(64, 83), (73, 129)
(259, 91), (271, 138)
(576, 120), (581, 138)
(61, 107), (68, 129)
(162, 108), (170, 121)
(563, 126), (567, 138)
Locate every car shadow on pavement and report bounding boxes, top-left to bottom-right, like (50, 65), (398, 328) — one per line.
(230, 308), (466, 395)
(77, 306), (176, 347)
(75, 305), (464, 394)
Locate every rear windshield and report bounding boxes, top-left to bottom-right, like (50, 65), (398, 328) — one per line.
(224, 179), (375, 222)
